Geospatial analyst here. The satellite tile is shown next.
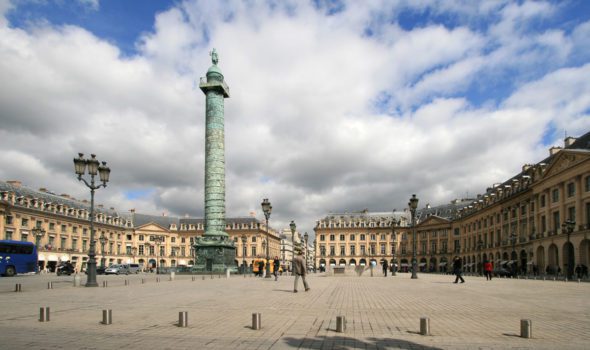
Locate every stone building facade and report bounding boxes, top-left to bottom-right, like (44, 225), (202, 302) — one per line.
(314, 133), (590, 277)
(0, 182), (280, 273)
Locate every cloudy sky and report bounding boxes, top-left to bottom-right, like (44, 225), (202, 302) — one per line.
(1, 0), (589, 237)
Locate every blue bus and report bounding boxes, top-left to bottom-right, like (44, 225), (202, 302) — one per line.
(0, 240), (38, 276)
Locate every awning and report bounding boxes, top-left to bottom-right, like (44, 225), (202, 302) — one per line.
(500, 260), (508, 265)
(47, 255), (58, 262)
(400, 263), (409, 267)
(418, 263), (427, 267)
(526, 261), (533, 265)
(439, 262), (447, 266)
(38, 254), (45, 261)
(507, 260), (515, 265)
(60, 255), (69, 262)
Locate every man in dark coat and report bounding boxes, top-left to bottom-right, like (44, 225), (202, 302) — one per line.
(293, 251), (310, 293)
(382, 260), (388, 277)
(453, 256), (465, 283)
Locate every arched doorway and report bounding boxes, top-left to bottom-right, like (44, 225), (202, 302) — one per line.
(519, 250), (527, 275)
(359, 258), (367, 266)
(339, 259), (346, 266)
(400, 259), (409, 273)
(419, 258), (427, 272)
(548, 244), (559, 275)
(329, 258), (336, 267)
(429, 257), (437, 273)
(349, 259), (357, 266)
(535, 246), (545, 273)
(563, 241), (575, 279)
(580, 239), (590, 267)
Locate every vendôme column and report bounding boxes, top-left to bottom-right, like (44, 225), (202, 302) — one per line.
(193, 48), (235, 273)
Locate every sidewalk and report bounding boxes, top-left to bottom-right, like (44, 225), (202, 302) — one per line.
(0, 272), (588, 349)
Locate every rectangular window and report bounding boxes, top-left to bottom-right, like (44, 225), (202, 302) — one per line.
(553, 211), (560, 232)
(568, 206), (575, 221)
(329, 234), (335, 241)
(380, 234), (385, 240)
(252, 236), (257, 243)
(380, 244), (385, 255)
(360, 234), (366, 241)
(370, 245), (375, 255)
(319, 235), (324, 241)
(552, 189), (559, 203)
(567, 182), (575, 197)
(329, 246), (335, 256)
(139, 245), (144, 255)
(541, 215), (547, 232)
(126, 246), (132, 255)
(61, 224), (66, 233)
(149, 245), (155, 255)
(540, 195), (546, 207)
(360, 245), (366, 255)
(521, 205), (526, 215)
(72, 226), (78, 234)
(61, 237), (66, 249)
(350, 234), (355, 241)
(171, 237), (176, 243)
(586, 176), (590, 192)
(371, 234), (376, 241)
(340, 245), (345, 256)
(319, 246), (325, 256)
(82, 239), (87, 252)
(339, 234), (345, 241)
(401, 244), (406, 254)
(5, 215), (13, 225)
(350, 245), (356, 255)
(21, 218), (28, 227)
(5, 230), (13, 240)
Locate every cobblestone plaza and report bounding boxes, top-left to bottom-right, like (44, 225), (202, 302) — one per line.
(0, 272), (588, 349)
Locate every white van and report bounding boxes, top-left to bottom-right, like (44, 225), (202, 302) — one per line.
(127, 263), (142, 274)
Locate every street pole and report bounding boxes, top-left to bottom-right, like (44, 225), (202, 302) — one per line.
(261, 199), (272, 279)
(409, 194), (419, 279)
(73, 153), (110, 287)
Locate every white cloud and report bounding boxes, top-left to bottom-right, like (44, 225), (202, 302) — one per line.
(0, 0), (588, 237)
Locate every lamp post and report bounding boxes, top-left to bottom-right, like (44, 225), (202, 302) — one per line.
(33, 227), (46, 249)
(409, 194), (419, 279)
(73, 153), (111, 287)
(290, 220), (296, 275)
(99, 234), (108, 269)
(562, 220), (575, 279)
(241, 234), (247, 275)
(261, 198), (272, 278)
(391, 217), (398, 276)
(304, 231), (309, 273)
(154, 235), (164, 274)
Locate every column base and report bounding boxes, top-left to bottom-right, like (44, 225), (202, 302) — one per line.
(192, 235), (236, 273)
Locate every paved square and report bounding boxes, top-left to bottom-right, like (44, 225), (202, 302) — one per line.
(0, 272), (588, 349)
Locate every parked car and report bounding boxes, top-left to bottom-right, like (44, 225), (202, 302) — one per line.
(493, 267), (514, 277)
(127, 263), (142, 274)
(104, 264), (130, 275)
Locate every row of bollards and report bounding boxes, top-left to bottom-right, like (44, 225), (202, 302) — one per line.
(33, 307), (533, 338)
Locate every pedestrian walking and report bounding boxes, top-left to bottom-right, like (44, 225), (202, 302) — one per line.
(483, 260), (493, 281)
(273, 257), (280, 281)
(293, 250), (310, 293)
(452, 256), (465, 283)
(382, 260), (388, 277)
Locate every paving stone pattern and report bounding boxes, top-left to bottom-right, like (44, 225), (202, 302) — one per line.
(0, 273), (588, 349)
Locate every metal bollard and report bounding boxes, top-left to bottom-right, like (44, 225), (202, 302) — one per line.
(125, 280), (129, 286)
(141, 278), (145, 284)
(101, 309), (112, 325)
(73, 274), (81, 287)
(156, 277), (160, 283)
(420, 317), (430, 335)
(178, 311), (188, 327)
(170, 272), (175, 281)
(39, 307), (50, 322)
(15, 283), (22, 292)
(192, 276), (195, 281)
(202, 276), (205, 281)
(102, 281), (108, 288)
(47, 282), (53, 289)
(252, 313), (262, 330)
(336, 316), (346, 333)
(520, 319), (532, 338)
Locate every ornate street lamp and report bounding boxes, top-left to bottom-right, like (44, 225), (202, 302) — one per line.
(99, 234), (108, 269)
(562, 220), (576, 279)
(154, 235), (164, 274)
(391, 217), (398, 276)
(261, 198), (272, 278)
(409, 194), (419, 279)
(290, 220), (296, 275)
(33, 227), (46, 249)
(73, 153), (110, 287)
(241, 234), (247, 275)
(132, 247), (137, 264)
(304, 231), (309, 273)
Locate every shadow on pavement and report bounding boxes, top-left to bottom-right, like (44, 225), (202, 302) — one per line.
(281, 335), (443, 349)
